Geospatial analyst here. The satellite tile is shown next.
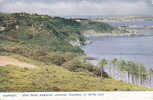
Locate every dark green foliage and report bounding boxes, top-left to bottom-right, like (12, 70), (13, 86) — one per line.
(0, 12), (85, 54)
(80, 20), (115, 33)
(63, 58), (84, 72)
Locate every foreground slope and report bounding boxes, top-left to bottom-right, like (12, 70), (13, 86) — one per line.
(0, 55), (151, 92)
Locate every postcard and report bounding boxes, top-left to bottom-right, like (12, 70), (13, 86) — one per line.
(0, 0), (153, 100)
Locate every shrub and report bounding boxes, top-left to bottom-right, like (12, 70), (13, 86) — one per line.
(93, 67), (109, 78)
(49, 52), (66, 66)
(62, 58), (83, 72)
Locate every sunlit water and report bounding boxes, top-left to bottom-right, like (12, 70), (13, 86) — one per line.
(81, 35), (153, 69)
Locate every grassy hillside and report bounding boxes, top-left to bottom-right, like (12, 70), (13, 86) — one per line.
(0, 55), (150, 92)
(0, 13), (85, 54)
(0, 12), (151, 91)
(80, 19), (116, 33)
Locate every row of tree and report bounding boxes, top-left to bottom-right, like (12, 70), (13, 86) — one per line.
(98, 58), (153, 88)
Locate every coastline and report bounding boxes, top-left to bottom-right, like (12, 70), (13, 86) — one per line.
(83, 32), (147, 37)
(82, 29), (153, 37)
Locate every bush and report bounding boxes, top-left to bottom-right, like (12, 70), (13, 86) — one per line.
(93, 67), (109, 78)
(63, 52), (76, 62)
(62, 58), (109, 78)
(62, 58), (83, 72)
(49, 52), (66, 66)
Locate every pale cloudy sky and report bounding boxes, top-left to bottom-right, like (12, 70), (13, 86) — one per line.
(0, 0), (153, 16)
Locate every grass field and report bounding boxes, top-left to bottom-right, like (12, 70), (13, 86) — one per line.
(0, 54), (151, 92)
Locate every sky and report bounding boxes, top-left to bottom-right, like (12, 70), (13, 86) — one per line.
(0, 0), (153, 17)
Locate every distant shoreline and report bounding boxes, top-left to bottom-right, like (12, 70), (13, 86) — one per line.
(83, 32), (148, 37)
(82, 30), (153, 46)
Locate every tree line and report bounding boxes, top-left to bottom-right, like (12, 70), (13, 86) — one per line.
(98, 58), (153, 88)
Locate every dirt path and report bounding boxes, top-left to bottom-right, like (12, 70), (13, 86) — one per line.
(0, 56), (37, 69)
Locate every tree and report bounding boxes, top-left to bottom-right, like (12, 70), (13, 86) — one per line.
(118, 60), (127, 81)
(148, 68), (153, 87)
(118, 60), (126, 70)
(98, 59), (107, 78)
(138, 64), (147, 85)
(110, 58), (118, 78)
(111, 58), (118, 66)
(127, 61), (136, 84)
